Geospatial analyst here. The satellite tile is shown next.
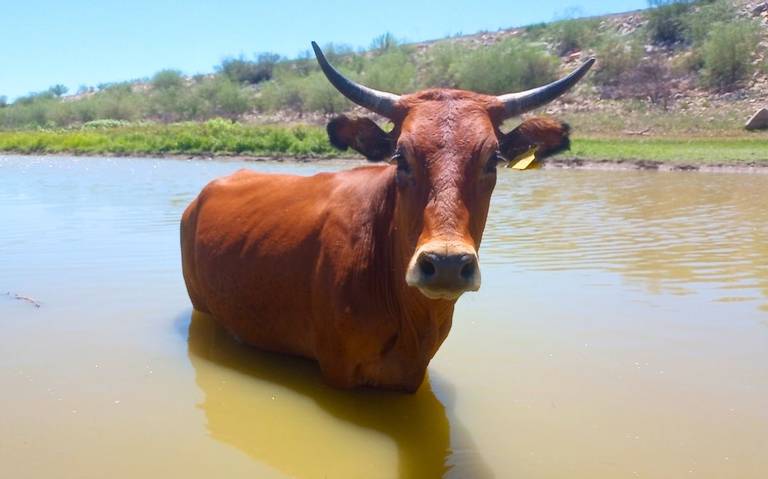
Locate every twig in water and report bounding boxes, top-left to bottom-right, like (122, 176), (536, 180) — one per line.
(4, 292), (42, 308)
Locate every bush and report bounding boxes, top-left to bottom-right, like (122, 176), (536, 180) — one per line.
(617, 55), (676, 108)
(592, 37), (643, 87)
(552, 18), (599, 55)
(701, 21), (760, 90)
(419, 43), (467, 89)
(196, 77), (253, 118)
(151, 70), (184, 90)
(362, 48), (416, 93)
(257, 76), (306, 113)
(683, 0), (736, 45)
(646, 0), (692, 45)
(453, 38), (558, 95)
(370, 33), (400, 54)
(301, 72), (352, 114)
(217, 53), (281, 84)
(49, 84), (69, 97)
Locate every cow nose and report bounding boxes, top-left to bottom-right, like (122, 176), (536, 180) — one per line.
(418, 252), (476, 283)
(410, 250), (480, 299)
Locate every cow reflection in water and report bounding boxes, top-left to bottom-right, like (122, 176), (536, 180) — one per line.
(187, 311), (492, 479)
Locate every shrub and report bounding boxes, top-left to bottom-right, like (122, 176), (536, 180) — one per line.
(622, 55), (676, 108)
(370, 33), (400, 53)
(646, 0), (692, 45)
(552, 18), (599, 55)
(49, 84), (69, 97)
(701, 21), (760, 90)
(196, 77), (253, 118)
(217, 52), (281, 84)
(362, 48), (416, 93)
(257, 76), (306, 113)
(151, 70), (184, 90)
(301, 72), (351, 114)
(453, 38), (558, 95)
(592, 38), (643, 87)
(683, 0), (736, 45)
(419, 42), (467, 89)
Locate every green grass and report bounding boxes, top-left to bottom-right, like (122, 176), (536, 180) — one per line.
(1, 120), (767, 165)
(571, 137), (768, 164)
(0, 120), (339, 157)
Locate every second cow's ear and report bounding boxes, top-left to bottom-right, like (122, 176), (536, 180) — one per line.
(327, 115), (394, 162)
(500, 116), (571, 161)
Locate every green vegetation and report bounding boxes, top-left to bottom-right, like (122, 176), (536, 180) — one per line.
(551, 18), (600, 55)
(701, 21), (761, 90)
(683, 0), (737, 45)
(0, 119), (336, 157)
(646, 0), (694, 45)
(1, 121), (766, 165)
(449, 38), (558, 94)
(570, 137), (768, 163)
(217, 53), (281, 84)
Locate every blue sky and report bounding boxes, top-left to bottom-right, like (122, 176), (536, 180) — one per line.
(0, 0), (646, 100)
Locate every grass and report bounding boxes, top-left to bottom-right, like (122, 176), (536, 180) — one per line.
(0, 120), (339, 157)
(1, 120), (767, 165)
(571, 137), (768, 164)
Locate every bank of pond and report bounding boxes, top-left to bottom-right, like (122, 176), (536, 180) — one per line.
(1, 121), (767, 168)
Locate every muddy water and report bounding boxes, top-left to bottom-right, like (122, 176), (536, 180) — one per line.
(1, 156), (766, 479)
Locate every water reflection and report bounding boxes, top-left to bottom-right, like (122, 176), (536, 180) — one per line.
(484, 171), (768, 310)
(185, 310), (491, 479)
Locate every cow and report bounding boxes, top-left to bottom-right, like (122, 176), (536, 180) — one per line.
(181, 42), (594, 392)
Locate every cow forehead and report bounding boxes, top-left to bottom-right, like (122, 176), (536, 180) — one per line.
(398, 90), (500, 157)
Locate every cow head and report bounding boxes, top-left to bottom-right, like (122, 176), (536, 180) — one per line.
(313, 42), (594, 301)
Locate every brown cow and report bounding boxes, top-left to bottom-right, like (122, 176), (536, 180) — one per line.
(181, 42), (594, 392)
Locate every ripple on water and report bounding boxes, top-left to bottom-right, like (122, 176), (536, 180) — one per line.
(483, 170), (768, 307)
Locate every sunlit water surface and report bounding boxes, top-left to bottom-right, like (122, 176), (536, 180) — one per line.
(1, 156), (766, 478)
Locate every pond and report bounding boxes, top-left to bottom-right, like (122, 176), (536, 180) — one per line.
(1, 155), (767, 478)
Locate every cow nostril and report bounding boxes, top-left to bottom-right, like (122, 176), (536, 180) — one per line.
(460, 260), (476, 280)
(418, 255), (436, 277)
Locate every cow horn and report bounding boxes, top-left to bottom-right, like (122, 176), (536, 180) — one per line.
(497, 58), (596, 118)
(312, 41), (400, 119)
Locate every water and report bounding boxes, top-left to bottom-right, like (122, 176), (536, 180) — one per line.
(1, 155), (766, 478)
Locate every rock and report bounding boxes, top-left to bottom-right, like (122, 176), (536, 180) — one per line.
(752, 2), (768, 15)
(745, 108), (768, 130)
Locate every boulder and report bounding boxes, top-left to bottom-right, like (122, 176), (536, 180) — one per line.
(745, 108), (768, 130)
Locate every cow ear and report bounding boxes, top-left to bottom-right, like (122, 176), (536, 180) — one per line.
(327, 115), (394, 162)
(500, 116), (571, 161)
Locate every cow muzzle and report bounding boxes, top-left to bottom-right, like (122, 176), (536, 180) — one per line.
(405, 242), (481, 300)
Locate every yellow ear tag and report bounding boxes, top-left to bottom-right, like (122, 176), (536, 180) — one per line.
(508, 146), (538, 170)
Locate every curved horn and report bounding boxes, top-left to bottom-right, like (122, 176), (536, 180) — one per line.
(311, 41), (400, 118)
(497, 58), (596, 118)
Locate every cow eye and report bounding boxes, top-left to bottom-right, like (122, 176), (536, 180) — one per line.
(391, 151), (410, 175)
(485, 151), (503, 173)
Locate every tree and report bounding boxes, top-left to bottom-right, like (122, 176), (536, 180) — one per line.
(49, 84), (69, 97)
(217, 52), (281, 84)
(370, 33), (400, 54)
(0, 96), (7, 108)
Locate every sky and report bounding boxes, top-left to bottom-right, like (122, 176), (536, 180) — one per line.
(0, 0), (647, 100)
